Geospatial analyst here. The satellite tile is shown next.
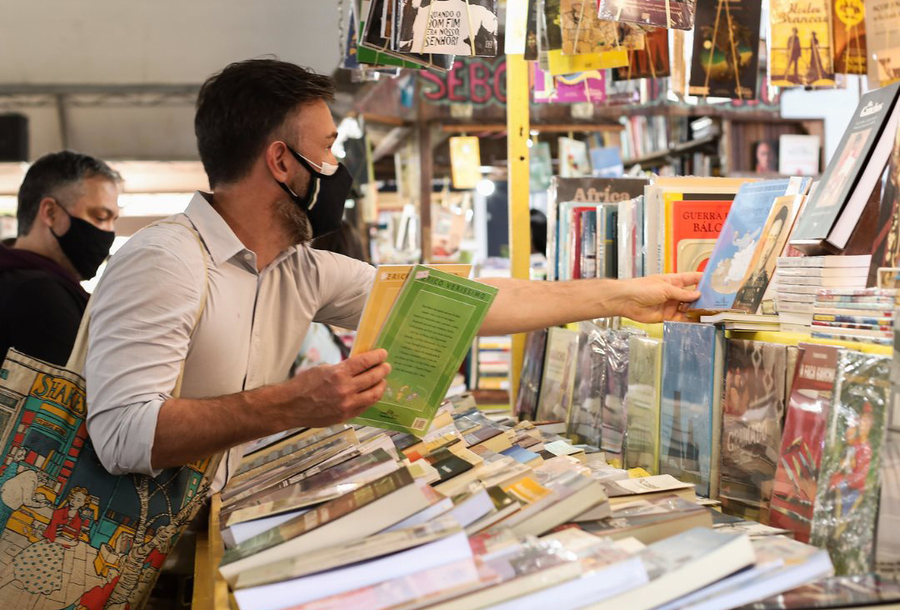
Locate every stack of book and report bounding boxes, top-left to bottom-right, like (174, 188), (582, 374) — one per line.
(774, 255), (872, 333)
(809, 288), (897, 346)
(217, 395), (835, 610)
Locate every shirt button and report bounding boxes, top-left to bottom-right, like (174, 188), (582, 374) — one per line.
(244, 253), (253, 261)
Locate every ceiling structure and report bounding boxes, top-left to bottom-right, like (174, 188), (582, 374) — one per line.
(0, 0), (348, 162)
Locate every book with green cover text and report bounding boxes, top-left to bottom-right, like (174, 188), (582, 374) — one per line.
(352, 265), (498, 435)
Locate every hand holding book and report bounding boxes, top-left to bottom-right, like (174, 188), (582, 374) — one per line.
(284, 349), (391, 427)
(608, 273), (703, 323)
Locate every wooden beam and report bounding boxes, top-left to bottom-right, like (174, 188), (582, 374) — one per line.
(442, 123), (623, 133)
(362, 112), (410, 127)
(507, 54), (531, 408)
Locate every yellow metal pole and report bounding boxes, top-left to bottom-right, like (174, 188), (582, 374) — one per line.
(506, 53), (531, 408)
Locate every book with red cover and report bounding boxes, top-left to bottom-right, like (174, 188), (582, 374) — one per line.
(769, 344), (839, 542)
(671, 200), (733, 273)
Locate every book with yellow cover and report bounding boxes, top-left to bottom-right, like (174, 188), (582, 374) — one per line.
(449, 137), (481, 190)
(769, 0), (836, 88)
(351, 264), (472, 356)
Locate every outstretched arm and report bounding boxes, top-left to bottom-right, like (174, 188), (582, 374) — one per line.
(477, 273), (703, 336)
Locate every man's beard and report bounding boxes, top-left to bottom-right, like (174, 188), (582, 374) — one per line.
(276, 178), (313, 244)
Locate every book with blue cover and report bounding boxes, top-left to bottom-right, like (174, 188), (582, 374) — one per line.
(690, 178), (810, 312)
(659, 322), (725, 498)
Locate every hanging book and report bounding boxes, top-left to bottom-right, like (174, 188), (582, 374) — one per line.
(614, 29), (671, 80)
(864, 0), (900, 89)
(810, 351), (890, 576)
(688, 0), (762, 99)
(769, 0), (836, 88)
(559, 0), (647, 55)
(405, 0), (499, 56)
(448, 136), (482, 190)
(529, 141), (553, 192)
(597, 0), (698, 30)
(362, 0), (455, 70)
(833, 0), (867, 74)
(532, 66), (607, 104)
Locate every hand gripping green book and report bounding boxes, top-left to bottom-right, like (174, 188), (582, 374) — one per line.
(352, 265), (498, 436)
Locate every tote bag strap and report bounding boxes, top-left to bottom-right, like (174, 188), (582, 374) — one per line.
(66, 218), (211, 400)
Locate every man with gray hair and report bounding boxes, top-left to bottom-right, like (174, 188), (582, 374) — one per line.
(0, 150), (120, 365)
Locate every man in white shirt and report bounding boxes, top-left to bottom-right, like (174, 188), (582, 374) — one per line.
(86, 59), (701, 488)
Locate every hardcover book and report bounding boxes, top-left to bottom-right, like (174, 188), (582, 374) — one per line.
(535, 327), (580, 423)
(688, 0), (762, 99)
(597, 0), (697, 30)
(659, 322), (724, 498)
(559, 137), (591, 178)
(810, 351), (890, 575)
(718, 339), (786, 514)
(597, 204), (620, 279)
(352, 266), (498, 435)
(833, 0), (867, 74)
(768, 0), (835, 88)
(625, 336), (663, 474)
(864, 0), (900, 89)
(579, 209), (598, 279)
(790, 82), (900, 253)
(614, 29), (671, 81)
(692, 179), (806, 312)
(405, 0), (499, 56)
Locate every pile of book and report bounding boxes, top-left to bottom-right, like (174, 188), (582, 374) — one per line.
(216, 395), (840, 610)
(774, 255), (878, 335)
(515, 317), (900, 580)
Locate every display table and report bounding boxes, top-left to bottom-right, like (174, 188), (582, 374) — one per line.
(193, 494), (230, 610)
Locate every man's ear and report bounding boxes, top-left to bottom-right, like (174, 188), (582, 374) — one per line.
(266, 140), (293, 183)
(36, 197), (59, 229)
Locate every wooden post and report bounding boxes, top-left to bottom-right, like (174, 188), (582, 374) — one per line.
(507, 53), (531, 406)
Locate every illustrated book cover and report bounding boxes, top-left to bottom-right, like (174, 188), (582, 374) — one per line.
(688, 0), (763, 99)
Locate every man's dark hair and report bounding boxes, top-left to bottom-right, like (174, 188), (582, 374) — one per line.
(17, 150), (121, 237)
(195, 59), (336, 188)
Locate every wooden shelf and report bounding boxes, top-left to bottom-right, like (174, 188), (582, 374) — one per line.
(623, 135), (719, 167)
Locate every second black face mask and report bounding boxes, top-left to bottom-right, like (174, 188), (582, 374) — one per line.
(277, 146), (353, 239)
(51, 204), (116, 280)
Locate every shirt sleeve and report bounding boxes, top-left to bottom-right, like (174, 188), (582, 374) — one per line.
(309, 250), (375, 329)
(2, 279), (84, 366)
(85, 228), (205, 477)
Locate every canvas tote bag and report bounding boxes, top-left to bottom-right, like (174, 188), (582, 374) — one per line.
(0, 219), (222, 610)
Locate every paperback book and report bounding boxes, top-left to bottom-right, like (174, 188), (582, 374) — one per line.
(614, 29), (671, 81)
(352, 266), (497, 435)
(404, 0), (499, 56)
(833, 0), (867, 74)
(692, 179), (806, 312)
(864, 0), (900, 89)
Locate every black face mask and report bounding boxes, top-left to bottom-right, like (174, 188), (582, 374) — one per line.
(51, 203), (116, 280)
(276, 145), (353, 239)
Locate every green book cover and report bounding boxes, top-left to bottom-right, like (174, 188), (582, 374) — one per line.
(352, 265), (498, 435)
